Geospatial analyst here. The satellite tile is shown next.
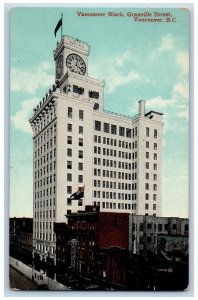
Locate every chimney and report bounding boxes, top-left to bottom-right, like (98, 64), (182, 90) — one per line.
(138, 100), (146, 117)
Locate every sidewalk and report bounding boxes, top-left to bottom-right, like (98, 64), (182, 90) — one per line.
(9, 256), (71, 291)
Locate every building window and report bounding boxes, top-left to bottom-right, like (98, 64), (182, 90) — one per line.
(78, 199), (83, 206)
(154, 163), (157, 170)
(153, 204), (156, 210)
(146, 127), (149, 137)
(79, 126), (83, 134)
(154, 153), (157, 160)
(95, 120), (101, 131)
(79, 162), (83, 171)
(158, 224), (162, 232)
(146, 152), (149, 159)
(153, 184), (157, 191)
(67, 148), (72, 157)
(153, 194), (157, 201)
(126, 128), (132, 138)
(119, 126), (125, 137)
(79, 110), (84, 120)
(67, 161), (72, 169)
(89, 90), (99, 99)
(68, 107), (72, 118)
(154, 129), (158, 139)
(184, 224), (189, 232)
(79, 138), (83, 146)
(153, 174), (157, 181)
(67, 173), (72, 182)
(67, 136), (72, 144)
(145, 183), (149, 190)
(145, 193), (149, 200)
(78, 175), (83, 183)
(172, 224), (177, 230)
(73, 85), (84, 95)
(154, 143), (157, 150)
(67, 186), (72, 194)
(67, 123), (72, 132)
(111, 124), (117, 135)
(146, 162), (149, 169)
(145, 204), (149, 210)
(79, 150), (83, 159)
(146, 173), (149, 180)
(146, 141), (149, 148)
(104, 123), (110, 133)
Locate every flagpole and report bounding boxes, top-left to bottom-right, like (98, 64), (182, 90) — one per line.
(61, 13), (63, 39)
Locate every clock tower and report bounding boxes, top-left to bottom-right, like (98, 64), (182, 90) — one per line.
(53, 35), (104, 111)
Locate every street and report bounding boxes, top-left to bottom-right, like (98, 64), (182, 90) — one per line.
(9, 265), (38, 291)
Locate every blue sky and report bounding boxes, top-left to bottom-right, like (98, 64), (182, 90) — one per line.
(10, 7), (189, 218)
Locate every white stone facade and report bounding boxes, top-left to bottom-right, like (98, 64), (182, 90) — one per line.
(29, 35), (164, 260)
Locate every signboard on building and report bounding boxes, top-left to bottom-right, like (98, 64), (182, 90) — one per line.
(158, 236), (188, 262)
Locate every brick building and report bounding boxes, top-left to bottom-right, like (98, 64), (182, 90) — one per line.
(129, 215), (189, 259)
(9, 217), (33, 264)
(66, 205), (129, 288)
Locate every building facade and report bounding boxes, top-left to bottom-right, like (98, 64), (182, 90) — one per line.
(129, 215), (189, 258)
(9, 217), (33, 264)
(29, 35), (164, 263)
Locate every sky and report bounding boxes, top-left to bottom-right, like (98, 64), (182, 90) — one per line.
(9, 6), (189, 218)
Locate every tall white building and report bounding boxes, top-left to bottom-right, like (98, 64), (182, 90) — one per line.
(29, 35), (164, 262)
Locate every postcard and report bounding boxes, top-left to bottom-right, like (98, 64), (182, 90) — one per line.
(9, 6), (189, 291)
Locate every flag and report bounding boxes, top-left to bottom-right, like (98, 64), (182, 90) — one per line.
(54, 17), (62, 37)
(69, 186), (85, 200)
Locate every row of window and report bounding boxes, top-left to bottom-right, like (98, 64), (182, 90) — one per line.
(93, 164), (138, 178)
(95, 120), (138, 138)
(34, 244), (55, 254)
(145, 183), (158, 191)
(93, 191), (137, 200)
(146, 127), (158, 139)
(145, 203), (157, 210)
(34, 221), (54, 231)
(34, 174), (56, 189)
(34, 210), (55, 218)
(35, 162), (56, 178)
(34, 149), (56, 169)
(67, 123), (84, 134)
(67, 173), (83, 183)
(67, 107), (84, 120)
(145, 193), (157, 201)
(94, 135), (138, 149)
(34, 186), (56, 199)
(101, 202), (136, 210)
(34, 232), (55, 242)
(93, 174), (137, 187)
(35, 123), (57, 147)
(134, 222), (188, 232)
(34, 198), (55, 208)
(35, 137), (56, 158)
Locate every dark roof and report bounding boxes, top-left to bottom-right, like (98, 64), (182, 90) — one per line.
(145, 110), (163, 116)
(66, 212), (98, 218)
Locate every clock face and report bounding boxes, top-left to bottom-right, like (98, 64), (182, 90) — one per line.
(56, 55), (63, 79)
(66, 54), (86, 75)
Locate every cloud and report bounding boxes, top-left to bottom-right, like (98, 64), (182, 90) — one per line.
(173, 81), (189, 100)
(11, 97), (39, 134)
(176, 51), (189, 76)
(89, 50), (142, 93)
(107, 69), (141, 93)
(11, 62), (54, 94)
(151, 34), (175, 59)
(146, 95), (176, 110)
(110, 50), (133, 67)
